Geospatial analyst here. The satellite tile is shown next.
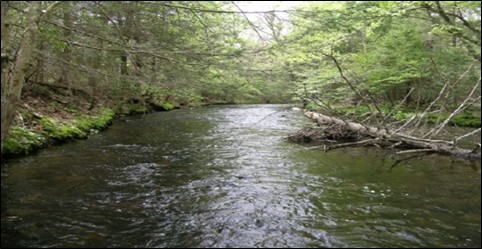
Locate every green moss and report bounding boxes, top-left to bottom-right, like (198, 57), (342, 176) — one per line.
(114, 103), (149, 115)
(128, 104), (149, 114)
(38, 116), (86, 141)
(2, 126), (47, 155)
(161, 102), (176, 110)
(336, 105), (373, 115)
(51, 126), (86, 140)
(75, 108), (115, 132)
(2, 103), (181, 157)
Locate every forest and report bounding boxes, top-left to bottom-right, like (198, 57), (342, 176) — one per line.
(1, 1), (480, 156)
(1, 2), (481, 248)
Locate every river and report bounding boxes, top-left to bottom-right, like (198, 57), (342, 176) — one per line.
(1, 104), (480, 247)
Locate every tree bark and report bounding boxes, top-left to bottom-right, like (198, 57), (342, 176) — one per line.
(1, 2), (41, 153)
(303, 110), (480, 160)
(1, 1), (62, 153)
(58, 2), (72, 95)
(1, 1), (11, 154)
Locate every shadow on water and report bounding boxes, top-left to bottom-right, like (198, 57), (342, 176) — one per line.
(2, 104), (481, 248)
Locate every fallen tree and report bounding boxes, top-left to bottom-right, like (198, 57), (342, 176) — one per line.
(290, 110), (481, 160)
(289, 49), (481, 161)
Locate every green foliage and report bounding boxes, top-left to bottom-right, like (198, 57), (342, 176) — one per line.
(2, 127), (47, 155)
(3, 1), (481, 157)
(39, 116), (85, 140)
(161, 102), (176, 111)
(75, 109), (115, 132)
(304, 103), (322, 111)
(451, 111), (480, 127)
(426, 111), (481, 127)
(392, 110), (413, 120)
(2, 108), (117, 156)
(330, 105), (480, 127)
(282, 0), (480, 119)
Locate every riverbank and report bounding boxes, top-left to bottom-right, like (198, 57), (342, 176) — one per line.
(2, 82), (281, 159)
(1, 83), (182, 159)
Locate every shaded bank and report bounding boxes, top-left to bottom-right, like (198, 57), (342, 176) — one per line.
(1, 83), (178, 159)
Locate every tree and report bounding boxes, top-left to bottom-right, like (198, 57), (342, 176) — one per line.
(2, 1), (291, 153)
(1, 2), (61, 153)
(284, 1), (480, 158)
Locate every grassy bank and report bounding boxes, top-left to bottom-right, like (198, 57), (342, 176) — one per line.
(2, 109), (115, 156)
(1, 84), (181, 159)
(1, 82), (253, 159)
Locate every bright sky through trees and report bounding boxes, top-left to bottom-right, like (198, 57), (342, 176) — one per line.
(237, 1), (302, 41)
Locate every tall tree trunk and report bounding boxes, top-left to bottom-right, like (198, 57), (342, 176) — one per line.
(36, 39), (45, 84)
(1, 1), (41, 153)
(1, 2), (11, 155)
(58, 2), (72, 95)
(88, 40), (103, 110)
(120, 52), (128, 76)
(1, 2), (11, 96)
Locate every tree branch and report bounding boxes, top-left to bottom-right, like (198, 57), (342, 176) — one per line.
(324, 53), (389, 132)
(454, 128), (481, 145)
(425, 77), (481, 138)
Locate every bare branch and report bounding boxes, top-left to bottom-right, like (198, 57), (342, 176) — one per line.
(454, 128), (481, 145)
(425, 77), (481, 138)
(303, 110), (479, 159)
(398, 63), (475, 132)
(390, 153), (434, 170)
(231, 1), (267, 41)
(327, 138), (380, 151)
(396, 148), (438, 155)
(149, 2), (299, 14)
(324, 53), (390, 132)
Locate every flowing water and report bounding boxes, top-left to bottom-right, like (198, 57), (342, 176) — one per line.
(1, 104), (480, 248)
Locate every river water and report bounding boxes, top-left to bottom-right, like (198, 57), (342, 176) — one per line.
(1, 104), (480, 248)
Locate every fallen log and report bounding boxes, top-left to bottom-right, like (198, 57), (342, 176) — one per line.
(300, 110), (481, 160)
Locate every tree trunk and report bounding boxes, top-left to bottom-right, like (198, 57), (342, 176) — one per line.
(120, 52), (128, 76)
(1, 2), (41, 153)
(302, 110), (481, 160)
(1, 2), (11, 154)
(35, 39), (45, 84)
(88, 40), (103, 111)
(58, 2), (72, 95)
